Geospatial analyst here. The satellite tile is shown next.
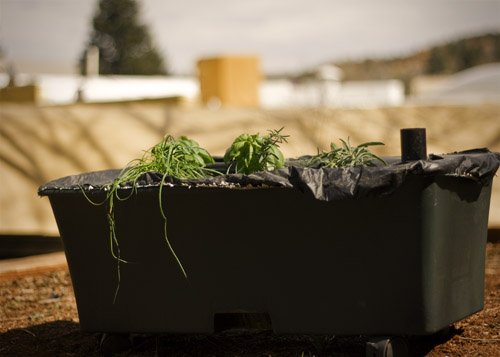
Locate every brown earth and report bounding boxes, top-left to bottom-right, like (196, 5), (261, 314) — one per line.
(0, 244), (498, 356)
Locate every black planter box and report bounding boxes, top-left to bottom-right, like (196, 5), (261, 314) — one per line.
(40, 158), (496, 336)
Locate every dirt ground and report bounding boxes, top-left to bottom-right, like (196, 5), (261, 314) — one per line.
(0, 244), (499, 356)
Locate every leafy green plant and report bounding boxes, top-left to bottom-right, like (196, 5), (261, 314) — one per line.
(223, 128), (289, 174)
(119, 135), (216, 182)
(82, 135), (216, 302)
(80, 132), (383, 303)
(309, 138), (386, 168)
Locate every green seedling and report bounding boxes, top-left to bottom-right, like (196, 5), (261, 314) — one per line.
(224, 128), (289, 174)
(309, 138), (386, 168)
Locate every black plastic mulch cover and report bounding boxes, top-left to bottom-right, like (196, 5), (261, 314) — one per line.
(38, 149), (500, 201)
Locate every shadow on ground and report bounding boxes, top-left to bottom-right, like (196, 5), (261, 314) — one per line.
(0, 320), (99, 356)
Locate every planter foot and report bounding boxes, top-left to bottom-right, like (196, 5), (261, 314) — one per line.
(100, 333), (132, 356)
(366, 336), (408, 357)
(214, 312), (272, 332)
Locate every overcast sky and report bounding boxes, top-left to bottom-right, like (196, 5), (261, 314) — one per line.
(1, 0), (499, 75)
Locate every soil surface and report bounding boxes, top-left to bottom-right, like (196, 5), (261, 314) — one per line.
(1, 244), (499, 356)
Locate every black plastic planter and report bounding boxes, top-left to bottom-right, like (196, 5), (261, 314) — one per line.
(38, 146), (499, 344)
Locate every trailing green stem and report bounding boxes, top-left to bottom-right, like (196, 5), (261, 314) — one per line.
(159, 172), (187, 279)
(80, 135), (216, 302)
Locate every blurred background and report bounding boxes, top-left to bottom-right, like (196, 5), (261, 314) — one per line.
(0, 0), (499, 245)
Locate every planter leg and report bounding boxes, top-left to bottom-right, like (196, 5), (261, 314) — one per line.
(434, 325), (452, 339)
(214, 312), (272, 332)
(100, 333), (132, 356)
(366, 336), (408, 357)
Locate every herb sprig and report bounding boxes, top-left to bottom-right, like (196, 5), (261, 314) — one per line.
(309, 138), (386, 168)
(224, 128), (289, 174)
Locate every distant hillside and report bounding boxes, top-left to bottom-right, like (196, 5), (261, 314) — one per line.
(334, 33), (500, 93)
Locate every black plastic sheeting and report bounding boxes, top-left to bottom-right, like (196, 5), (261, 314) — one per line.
(39, 149), (500, 201)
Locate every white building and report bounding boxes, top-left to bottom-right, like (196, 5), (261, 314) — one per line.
(410, 63), (500, 104)
(0, 74), (199, 105)
(1, 67), (405, 108)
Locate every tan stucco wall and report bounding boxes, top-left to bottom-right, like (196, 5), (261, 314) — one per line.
(1, 103), (499, 235)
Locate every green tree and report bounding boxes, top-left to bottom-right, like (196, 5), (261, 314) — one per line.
(424, 33), (500, 75)
(80, 0), (167, 75)
(426, 48), (446, 74)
